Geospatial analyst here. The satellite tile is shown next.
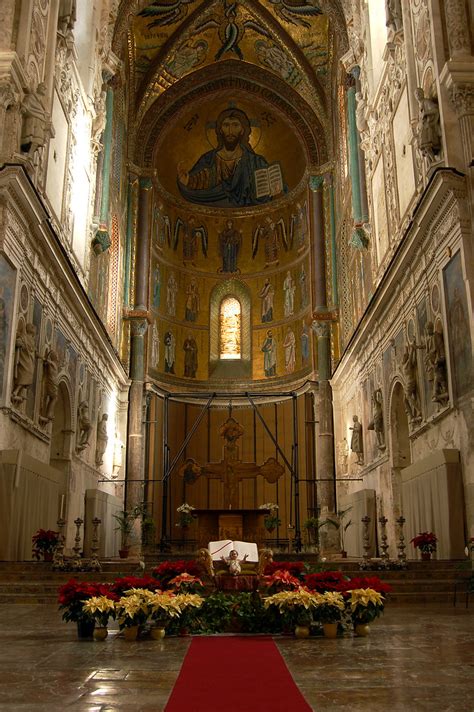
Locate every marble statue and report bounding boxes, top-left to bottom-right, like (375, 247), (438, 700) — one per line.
(368, 388), (386, 450)
(385, 0), (403, 34)
(424, 321), (449, 406)
(20, 84), (48, 155)
(415, 88), (441, 160)
(401, 343), (422, 424)
(12, 322), (36, 403)
(95, 413), (108, 466)
(355, 92), (368, 134)
(349, 415), (364, 465)
(77, 400), (92, 450)
(39, 349), (59, 425)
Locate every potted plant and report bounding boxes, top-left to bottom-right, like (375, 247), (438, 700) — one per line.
(263, 588), (319, 638)
(82, 595), (116, 640)
(312, 591), (346, 638)
(113, 509), (136, 558)
(347, 587), (385, 636)
(259, 503), (281, 533)
(302, 517), (337, 550)
(147, 591), (182, 639)
(116, 588), (152, 640)
(172, 592), (205, 635)
(176, 503), (196, 529)
(327, 507), (353, 557)
(58, 579), (117, 637)
(411, 531), (437, 560)
(32, 528), (60, 561)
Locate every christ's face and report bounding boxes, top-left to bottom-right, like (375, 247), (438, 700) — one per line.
(220, 117), (244, 150)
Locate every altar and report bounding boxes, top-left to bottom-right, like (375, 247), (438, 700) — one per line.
(193, 509), (269, 549)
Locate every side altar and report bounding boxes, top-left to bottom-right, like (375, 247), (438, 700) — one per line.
(193, 508), (270, 549)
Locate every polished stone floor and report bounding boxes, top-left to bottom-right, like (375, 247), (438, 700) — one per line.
(0, 604), (472, 711)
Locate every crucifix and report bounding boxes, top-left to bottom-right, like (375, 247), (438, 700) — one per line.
(178, 412), (284, 508)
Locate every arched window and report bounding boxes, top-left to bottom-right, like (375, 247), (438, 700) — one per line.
(219, 297), (241, 359)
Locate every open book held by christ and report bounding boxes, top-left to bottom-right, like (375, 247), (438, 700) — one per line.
(209, 540), (259, 562)
(254, 163), (283, 199)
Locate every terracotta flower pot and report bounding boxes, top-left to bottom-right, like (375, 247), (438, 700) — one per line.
(323, 623), (338, 639)
(123, 625), (139, 641)
(119, 548), (130, 559)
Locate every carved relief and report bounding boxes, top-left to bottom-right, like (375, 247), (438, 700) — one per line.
(11, 321), (37, 405)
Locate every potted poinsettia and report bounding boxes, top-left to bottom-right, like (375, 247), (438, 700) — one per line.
(347, 587), (385, 637)
(263, 587), (319, 637)
(312, 591), (346, 638)
(82, 596), (116, 640)
(32, 529), (59, 561)
(172, 592), (205, 636)
(116, 588), (152, 640)
(147, 591), (182, 639)
(58, 579), (117, 637)
(411, 531), (437, 560)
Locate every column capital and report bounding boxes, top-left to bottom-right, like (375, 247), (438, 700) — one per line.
(311, 320), (330, 339)
(309, 175), (325, 192)
(130, 318), (149, 337)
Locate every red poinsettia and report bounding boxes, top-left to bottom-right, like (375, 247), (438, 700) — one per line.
(303, 570), (348, 592)
(263, 561), (306, 579)
(168, 573), (204, 593)
(263, 569), (301, 594)
(411, 532), (437, 554)
(110, 576), (160, 595)
(57, 579), (118, 623)
(335, 575), (392, 595)
(32, 529), (59, 559)
(152, 560), (201, 587)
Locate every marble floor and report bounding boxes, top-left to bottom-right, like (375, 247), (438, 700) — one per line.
(0, 604), (472, 711)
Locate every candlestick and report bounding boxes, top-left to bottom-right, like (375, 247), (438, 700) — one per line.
(59, 495), (65, 520)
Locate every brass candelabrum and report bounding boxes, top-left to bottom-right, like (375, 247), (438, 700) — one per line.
(396, 515), (407, 567)
(378, 516), (390, 565)
(53, 518), (67, 570)
(71, 517), (84, 570)
(360, 515), (371, 568)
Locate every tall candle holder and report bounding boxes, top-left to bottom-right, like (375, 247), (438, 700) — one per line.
(71, 517), (84, 570)
(396, 515), (407, 567)
(89, 517), (102, 572)
(378, 516), (390, 565)
(360, 515), (371, 569)
(53, 517), (67, 570)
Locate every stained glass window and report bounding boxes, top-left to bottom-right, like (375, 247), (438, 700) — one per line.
(219, 297), (241, 359)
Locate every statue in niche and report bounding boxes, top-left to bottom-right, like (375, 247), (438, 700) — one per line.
(259, 278), (275, 323)
(385, 0), (403, 34)
(261, 329), (277, 377)
(39, 349), (59, 425)
(401, 343), (422, 424)
(414, 88), (441, 160)
(218, 220), (242, 273)
(20, 84), (49, 155)
(77, 400), (92, 451)
(184, 278), (200, 322)
(424, 321), (449, 406)
(58, 0), (77, 33)
(349, 415), (364, 465)
(183, 333), (198, 378)
(283, 329), (296, 374)
(283, 270), (296, 317)
(164, 330), (176, 374)
(166, 272), (178, 316)
(355, 92), (368, 134)
(12, 322), (36, 404)
(368, 389), (386, 451)
(95, 413), (108, 466)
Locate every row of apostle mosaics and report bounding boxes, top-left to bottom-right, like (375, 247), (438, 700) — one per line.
(150, 321), (311, 379)
(151, 266), (309, 322)
(345, 318), (450, 468)
(10, 319), (112, 468)
(151, 201), (309, 271)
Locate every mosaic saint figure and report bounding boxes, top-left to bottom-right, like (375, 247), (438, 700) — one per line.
(259, 278), (275, 323)
(152, 265), (161, 308)
(164, 331), (176, 374)
(283, 271), (296, 317)
(299, 264), (308, 308)
(183, 334), (198, 378)
(177, 107), (280, 207)
(185, 279), (200, 322)
(261, 330), (277, 377)
(219, 220), (242, 273)
(283, 329), (296, 374)
(301, 322), (310, 365)
(167, 272), (178, 316)
(12, 322), (36, 403)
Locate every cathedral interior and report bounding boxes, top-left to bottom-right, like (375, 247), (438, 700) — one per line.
(0, 0), (473, 568)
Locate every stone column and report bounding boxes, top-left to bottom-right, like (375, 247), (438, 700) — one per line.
(309, 175), (327, 311)
(126, 317), (148, 513)
(92, 87), (114, 254)
(312, 321), (336, 514)
(135, 177), (153, 311)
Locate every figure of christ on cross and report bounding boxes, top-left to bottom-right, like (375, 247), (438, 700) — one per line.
(178, 416), (284, 509)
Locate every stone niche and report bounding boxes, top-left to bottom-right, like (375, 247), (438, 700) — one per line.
(401, 450), (465, 559)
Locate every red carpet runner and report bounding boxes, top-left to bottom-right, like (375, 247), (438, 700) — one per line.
(165, 636), (312, 712)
